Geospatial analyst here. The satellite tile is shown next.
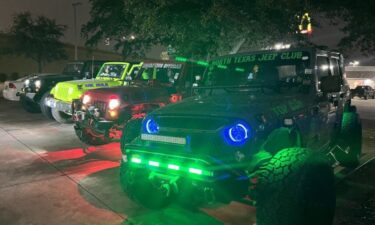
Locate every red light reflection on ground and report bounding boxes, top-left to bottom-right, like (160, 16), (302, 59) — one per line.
(64, 160), (119, 180)
(39, 142), (122, 180)
(41, 142), (121, 164)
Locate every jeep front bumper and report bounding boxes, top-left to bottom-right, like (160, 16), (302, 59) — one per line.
(45, 97), (72, 114)
(18, 89), (36, 101)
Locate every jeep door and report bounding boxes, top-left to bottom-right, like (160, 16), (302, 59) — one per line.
(311, 54), (340, 150)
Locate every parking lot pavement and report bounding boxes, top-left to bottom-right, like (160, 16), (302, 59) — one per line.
(0, 98), (374, 225)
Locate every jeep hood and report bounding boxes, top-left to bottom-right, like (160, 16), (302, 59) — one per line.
(84, 85), (170, 105)
(151, 93), (308, 121)
(51, 79), (123, 102)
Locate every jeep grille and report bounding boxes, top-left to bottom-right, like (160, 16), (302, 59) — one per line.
(93, 100), (107, 114)
(156, 116), (227, 131)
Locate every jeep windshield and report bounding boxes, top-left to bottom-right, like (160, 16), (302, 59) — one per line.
(132, 62), (183, 85)
(201, 50), (312, 94)
(62, 62), (84, 75)
(97, 64), (127, 79)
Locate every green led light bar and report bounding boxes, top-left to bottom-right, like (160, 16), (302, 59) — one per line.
(131, 157), (142, 164)
(235, 67), (245, 72)
(189, 168), (202, 175)
(148, 161), (160, 167)
(141, 134), (186, 145)
(168, 164), (180, 170)
(175, 56), (188, 62)
(196, 61), (209, 67)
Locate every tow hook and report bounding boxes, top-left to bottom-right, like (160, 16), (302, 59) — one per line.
(148, 172), (179, 197)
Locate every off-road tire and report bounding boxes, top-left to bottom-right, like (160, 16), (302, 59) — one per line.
(75, 123), (110, 146)
(120, 161), (172, 209)
(120, 118), (142, 151)
(255, 148), (335, 225)
(39, 92), (53, 120)
(335, 109), (362, 168)
(51, 108), (72, 124)
(20, 96), (40, 113)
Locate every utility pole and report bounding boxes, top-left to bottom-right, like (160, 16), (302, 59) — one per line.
(72, 2), (82, 61)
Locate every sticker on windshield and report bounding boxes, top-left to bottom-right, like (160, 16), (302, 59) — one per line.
(212, 51), (304, 65)
(143, 63), (182, 69)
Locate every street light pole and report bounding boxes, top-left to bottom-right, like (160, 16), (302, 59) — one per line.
(72, 2), (82, 61)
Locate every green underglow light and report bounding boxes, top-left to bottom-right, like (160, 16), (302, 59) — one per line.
(189, 168), (202, 175)
(148, 161), (160, 167)
(131, 157), (142, 164)
(175, 56), (188, 62)
(235, 67), (245, 72)
(217, 65), (227, 69)
(196, 61), (209, 67)
(168, 164), (180, 170)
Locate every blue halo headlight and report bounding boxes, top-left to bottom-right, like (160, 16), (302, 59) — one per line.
(144, 118), (159, 134)
(223, 122), (251, 146)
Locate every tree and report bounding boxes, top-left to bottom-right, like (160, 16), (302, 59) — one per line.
(83, 0), (310, 58)
(313, 0), (375, 54)
(8, 12), (67, 72)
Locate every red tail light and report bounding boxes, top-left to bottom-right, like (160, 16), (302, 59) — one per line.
(8, 83), (16, 89)
(170, 94), (182, 103)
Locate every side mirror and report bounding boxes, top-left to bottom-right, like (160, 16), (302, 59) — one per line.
(320, 76), (341, 93)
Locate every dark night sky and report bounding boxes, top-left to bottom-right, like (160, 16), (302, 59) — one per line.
(0, 0), (91, 47)
(0, 0), (374, 64)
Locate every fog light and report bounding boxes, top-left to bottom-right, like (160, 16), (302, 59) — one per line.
(109, 110), (118, 118)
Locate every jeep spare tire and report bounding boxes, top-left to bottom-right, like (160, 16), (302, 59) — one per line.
(255, 148), (335, 225)
(51, 108), (72, 124)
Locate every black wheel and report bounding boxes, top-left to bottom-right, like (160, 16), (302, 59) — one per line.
(51, 108), (72, 123)
(39, 92), (54, 120)
(120, 161), (172, 209)
(335, 110), (362, 168)
(75, 122), (110, 146)
(255, 148), (335, 225)
(20, 96), (40, 113)
(364, 94), (368, 100)
(120, 118), (142, 151)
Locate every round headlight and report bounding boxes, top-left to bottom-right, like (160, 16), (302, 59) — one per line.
(35, 80), (41, 88)
(82, 94), (91, 105)
(108, 95), (120, 110)
(223, 122), (250, 145)
(144, 118), (159, 134)
(24, 79), (30, 86)
(229, 124), (248, 142)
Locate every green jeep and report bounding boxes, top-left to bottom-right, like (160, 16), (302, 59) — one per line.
(120, 48), (362, 225)
(46, 62), (141, 123)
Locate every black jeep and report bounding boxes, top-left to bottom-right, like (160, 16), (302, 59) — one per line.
(18, 60), (107, 118)
(351, 85), (375, 100)
(120, 48), (362, 225)
(73, 60), (208, 146)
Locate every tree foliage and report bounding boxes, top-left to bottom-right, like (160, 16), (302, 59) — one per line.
(8, 12), (67, 72)
(83, 0), (310, 58)
(313, 0), (375, 54)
